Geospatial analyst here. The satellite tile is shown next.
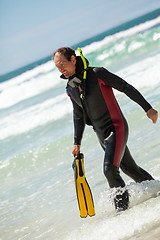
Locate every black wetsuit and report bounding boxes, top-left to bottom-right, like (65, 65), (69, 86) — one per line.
(62, 56), (154, 210)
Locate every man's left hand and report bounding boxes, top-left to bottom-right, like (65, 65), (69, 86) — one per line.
(147, 108), (158, 124)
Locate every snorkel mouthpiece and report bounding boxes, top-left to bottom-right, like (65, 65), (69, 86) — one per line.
(68, 77), (82, 88)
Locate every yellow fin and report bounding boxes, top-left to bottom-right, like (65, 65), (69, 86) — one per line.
(73, 153), (95, 218)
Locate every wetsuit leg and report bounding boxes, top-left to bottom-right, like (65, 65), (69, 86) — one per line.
(98, 130), (129, 211)
(120, 146), (154, 182)
(103, 131), (125, 188)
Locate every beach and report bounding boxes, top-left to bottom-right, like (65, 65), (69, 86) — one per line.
(130, 225), (160, 240)
(0, 9), (160, 240)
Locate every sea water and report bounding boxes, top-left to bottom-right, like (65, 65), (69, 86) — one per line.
(0, 10), (160, 240)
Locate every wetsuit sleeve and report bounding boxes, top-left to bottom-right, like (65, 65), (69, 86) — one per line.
(96, 67), (152, 112)
(70, 98), (85, 145)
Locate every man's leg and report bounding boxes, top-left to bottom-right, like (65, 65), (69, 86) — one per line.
(101, 131), (129, 211)
(120, 146), (154, 182)
(103, 132), (125, 187)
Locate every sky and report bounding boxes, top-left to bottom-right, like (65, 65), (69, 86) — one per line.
(0, 0), (160, 75)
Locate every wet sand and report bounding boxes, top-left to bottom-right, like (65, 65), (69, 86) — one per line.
(130, 225), (160, 240)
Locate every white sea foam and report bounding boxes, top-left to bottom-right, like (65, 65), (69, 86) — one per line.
(0, 69), (62, 109)
(98, 180), (160, 209)
(0, 94), (72, 140)
(0, 61), (55, 91)
(65, 180), (160, 240)
(153, 32), (160, 40)
(116, 52), (160, 89)
(80, 16), (160, 55)
(66, 199), (160, 240)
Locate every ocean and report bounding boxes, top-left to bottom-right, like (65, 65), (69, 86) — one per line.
(0, 9), (160, 240)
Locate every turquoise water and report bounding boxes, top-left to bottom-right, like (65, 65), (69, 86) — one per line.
(0, 10), (160, 240)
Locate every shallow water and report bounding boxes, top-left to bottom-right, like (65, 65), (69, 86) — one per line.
(0, 13), (160, 240)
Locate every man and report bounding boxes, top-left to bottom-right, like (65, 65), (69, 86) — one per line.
(53, 47), (158, 211)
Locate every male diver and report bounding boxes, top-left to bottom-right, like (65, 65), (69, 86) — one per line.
(53, 47), (158, 212)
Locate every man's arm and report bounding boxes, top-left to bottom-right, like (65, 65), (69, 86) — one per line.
(95, 67), (158, 123)
(70, 98), (85, 156)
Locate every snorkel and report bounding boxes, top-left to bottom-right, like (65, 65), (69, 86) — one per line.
(78, 48), (87, 80)
(67, 48), (88, 100)
(78, 48), (87, 100)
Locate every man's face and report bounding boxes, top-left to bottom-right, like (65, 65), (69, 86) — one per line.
(54, 53), (76, 78)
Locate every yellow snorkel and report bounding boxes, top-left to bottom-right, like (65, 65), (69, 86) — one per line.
(78, 48), (87, 80)
(77, 48), (87, 99)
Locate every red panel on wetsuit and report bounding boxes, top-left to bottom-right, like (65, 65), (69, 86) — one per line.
(98, 78), (125, 167)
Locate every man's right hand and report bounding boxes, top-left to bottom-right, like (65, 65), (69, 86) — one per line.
(72, 145), (81, 157)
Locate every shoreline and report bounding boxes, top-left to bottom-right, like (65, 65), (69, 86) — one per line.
(129, 225), (160, 240)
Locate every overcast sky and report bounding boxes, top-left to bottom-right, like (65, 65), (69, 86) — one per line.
(0, 0), (160, 75)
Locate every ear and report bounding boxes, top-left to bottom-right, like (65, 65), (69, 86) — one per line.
(71, 55), (76, 64)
